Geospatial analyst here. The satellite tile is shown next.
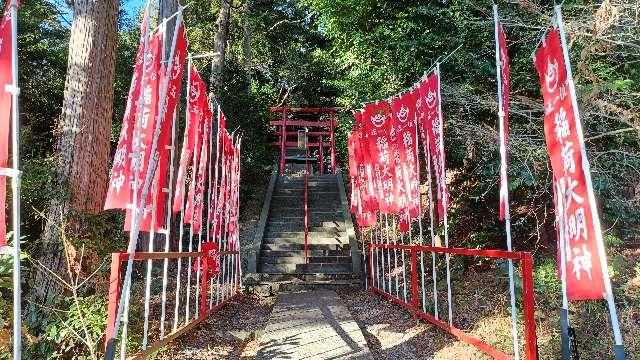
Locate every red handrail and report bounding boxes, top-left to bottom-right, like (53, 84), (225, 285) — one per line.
(304, 146), (309, 264)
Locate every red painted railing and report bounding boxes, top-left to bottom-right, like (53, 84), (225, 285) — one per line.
(368, 244), (538, 360)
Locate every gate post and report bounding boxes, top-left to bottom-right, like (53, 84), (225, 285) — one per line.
(279, 107), (287, 175)
(521, 253), (538, 360)
(329, 111), (336, 173)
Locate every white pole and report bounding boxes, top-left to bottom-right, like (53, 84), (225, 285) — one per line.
(9, 1), (22, 358)
(425, 137), (439, 320)
(555, 179), (571, 360)
(436, 63), (454, 326)
(236, 138), (244, 290)
(415, 122), (427, 313)
(555, 6), (625, 358)
(108, 9), (184, 359)
(493, 5), (520, 359)
(173, 54), (192, 332)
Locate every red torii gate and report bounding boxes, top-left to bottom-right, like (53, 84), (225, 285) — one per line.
(270, 107), (341, 175)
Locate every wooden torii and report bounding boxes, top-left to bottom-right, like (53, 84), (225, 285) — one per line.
(270, 107), (342, 175)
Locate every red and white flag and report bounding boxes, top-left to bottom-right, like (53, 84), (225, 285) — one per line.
(174, 66), (208, 213)
(104, 9), (149, 210)
(535, 27), (606, 300)
(391, 90), (420, 232)
(496, 14), (511, 220)
(0, 0), (16, 247)
(348, 130), (361, 214)
(362, 101), (397, 214)
(191, 107), (211, 234)
(353, 111), (377, 227)
(417, 72), (449, 223)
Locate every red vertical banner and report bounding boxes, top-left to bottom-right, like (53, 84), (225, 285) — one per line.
(123, 31), (163, 232)
(362, 101), (397, 214)
(347, 130), (360, 214)
(191, 106), (212, 234)
(391, 90), (420, 232)
(354, 111), (377, 227)
(497, 17), (511, 220)
(0, 1), (14, 246)
(418, 72), (448, 223)
(104, 9), (149, 211)
(535, 27), (605, 300)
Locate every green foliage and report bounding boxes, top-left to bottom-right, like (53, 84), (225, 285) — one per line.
(0, 233), (27, 291)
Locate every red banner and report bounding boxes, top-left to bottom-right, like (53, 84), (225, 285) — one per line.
(417, 72), (448, 223)
(0, 1), (13, 246)
(104, 9), (149, 210)
(497, 18), (511, 220)
(347, 130), (360, 214)
(191, 108), (211, 234)
(174, 66), (202, 213)
(362, 101), (397, 214)
(535, 27), (606, 300)
(353, 111), (377, 227)
(391, 90), (421, 232)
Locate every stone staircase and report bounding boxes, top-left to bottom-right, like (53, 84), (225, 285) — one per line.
(246, 171), (361, 294)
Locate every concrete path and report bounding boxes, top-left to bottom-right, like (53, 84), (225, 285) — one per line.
(257, 290), (373, 359)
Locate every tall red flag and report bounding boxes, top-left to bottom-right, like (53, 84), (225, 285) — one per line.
(105, 9), (149, 210)
(535, 28), (605, 300)
(0, 1), (15, 247)
(417, 72), (449, 223)
(362, 101), (397, 214)
(391, 90), (420, 232)
(497, 18), (511, 220)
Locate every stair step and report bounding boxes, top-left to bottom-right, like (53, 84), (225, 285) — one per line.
(260, 263), (353, 274)
(261, 243), (351, 252)
(261, 238), (349, 246)
(260, 255), (352, 264)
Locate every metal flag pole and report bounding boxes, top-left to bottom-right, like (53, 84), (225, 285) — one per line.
(236, 137), (244, 290)
(8, 0), (22, 358)
(109, 1), (151, 357)
(106, 8), (184, 360)
(436, 63), (454, 326)
(555, 179), (571, 360)
(374, 213), (380, 289)
(425, 136), (439, 320)
(493, 5), (520, 359)
(555, 6), (625, 359)
(205, 99), (215, 310)
(414, 121), (428, 313)
(142, 16), (168, 349)
(384, 214), (392, 295)
(173, 53), (192, 332)
(210, 104), (221, 308)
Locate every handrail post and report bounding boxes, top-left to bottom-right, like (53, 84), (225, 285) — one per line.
(105, 253), (123, 351)
(304, 146), (309, 264)
(411, 248), (419, 310)
(279, 107), (287, 175)
(521, 252), (538, 360)
(318, 135), (324, 176)
(329, 111), (336, 174)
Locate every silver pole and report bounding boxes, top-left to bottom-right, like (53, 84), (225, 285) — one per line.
(436, 63), (454, 326)
(9, 1), (22, 358)
(173, 54), (192, 332)
(425, 136), (439, 320)
(493, 5), (520, 359)
(555, 178), (571, 360)
(109, 9), (184, 359)
(555, 6), (625, 358)
(414, 122), (427, 313)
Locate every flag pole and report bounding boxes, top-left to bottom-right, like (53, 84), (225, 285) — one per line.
(425, 133), (439, 320)
(493, 5), (520, 359)
(9, 0), (22, 358)
(106, 7), (184, 360)
(555, 6), (625, 359)
(436, 63), (454, 326)
(414, 121), (428, 314)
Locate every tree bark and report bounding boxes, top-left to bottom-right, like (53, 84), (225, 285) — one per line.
(243, 0), (252, 91)
(210, 0), (232, 104)
(159, 0), (179, 60)
(33, 0), (119, 304)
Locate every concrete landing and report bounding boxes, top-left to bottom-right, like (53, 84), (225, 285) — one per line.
(256, 290), (373, 360)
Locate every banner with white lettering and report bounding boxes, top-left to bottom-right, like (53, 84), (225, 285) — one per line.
(0, 1), (15, 247)
(496, 17), (510, 221)
(535, 27), (606, 300)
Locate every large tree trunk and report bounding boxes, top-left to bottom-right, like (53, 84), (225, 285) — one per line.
(210, 0), (232, 104)
(159, 0), (179, 59)
(243, 0), (252, 91)
(33, 0), (119, 305)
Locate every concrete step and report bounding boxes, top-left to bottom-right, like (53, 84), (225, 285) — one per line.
(262, 231), (346, 240)
(244, 280), (361, 296)
(261, 243), (351, 253)
(260, 255), (352, 264)
(245, 272), (361, 283)
(261, 237), (349, 246)
(266, 221), (344, 228)
(260, 263), (353, 274)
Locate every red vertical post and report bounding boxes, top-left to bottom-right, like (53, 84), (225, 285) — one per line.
(105, 253), (123, 351)
(329, 111), (336, 174)
(521, 253), (538, 360)
(279, 107), (288, 175)
(411, 248), (419, 309)
(318, 135), (324, 176)
(200, 254), (209, 317)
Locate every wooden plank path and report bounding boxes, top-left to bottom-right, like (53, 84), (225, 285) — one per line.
(256, 290), (373, 359)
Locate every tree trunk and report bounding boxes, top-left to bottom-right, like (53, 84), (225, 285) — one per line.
(210, 0), (232, 104)
(33, 0), (119, 305)
(159, 0), (179, 60)
(243, 0), (252, 91)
